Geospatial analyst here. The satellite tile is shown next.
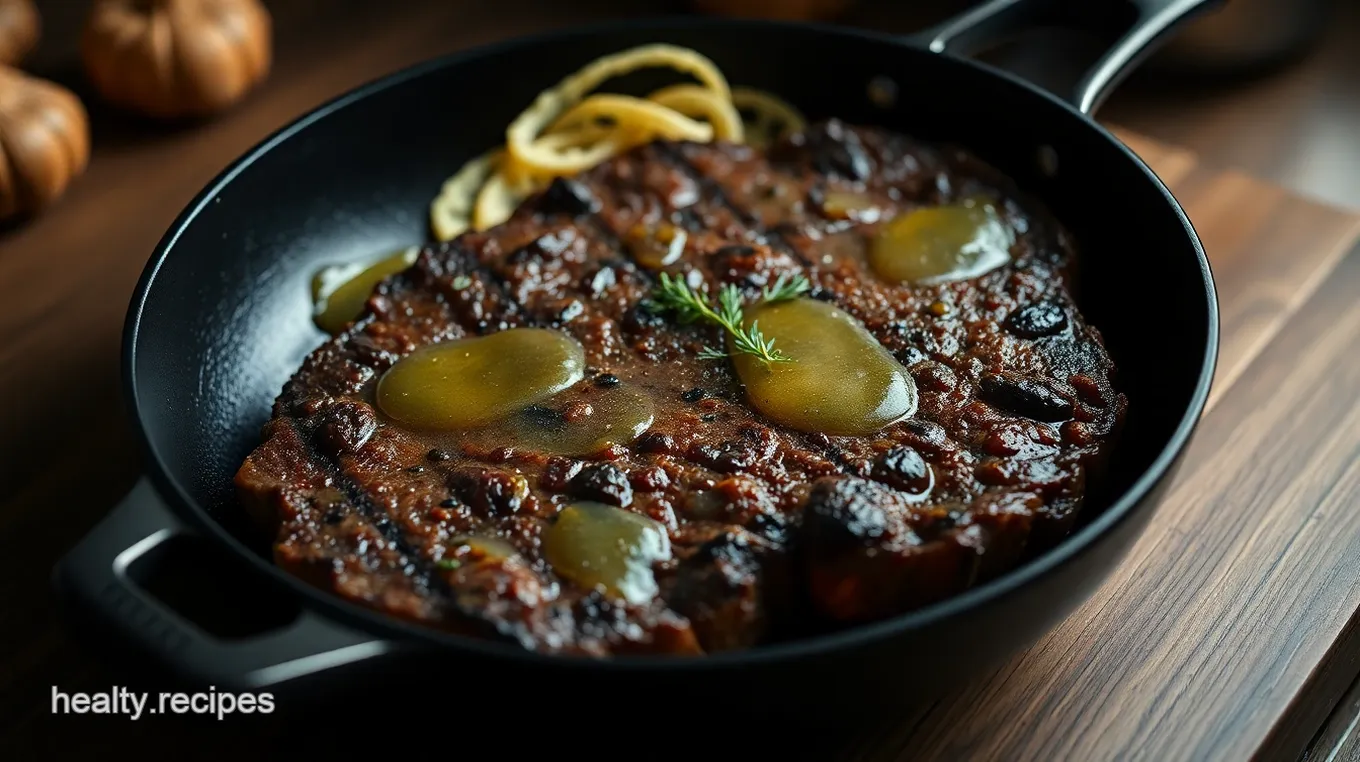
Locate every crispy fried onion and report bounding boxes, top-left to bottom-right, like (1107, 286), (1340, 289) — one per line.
(430, 44), (805, 241)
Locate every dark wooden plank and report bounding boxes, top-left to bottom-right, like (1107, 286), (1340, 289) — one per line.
(1112, 130), (1360, 402)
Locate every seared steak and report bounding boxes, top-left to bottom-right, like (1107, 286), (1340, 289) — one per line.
(235, 120), (1126, 656)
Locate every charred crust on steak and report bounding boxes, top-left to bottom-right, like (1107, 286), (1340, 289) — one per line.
(567, 463), (634, 507)
(536, 177), (601, 218)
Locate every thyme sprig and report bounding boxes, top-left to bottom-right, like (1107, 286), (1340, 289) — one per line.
(650, 272), (810, 365)
(761, 272), (812, 303)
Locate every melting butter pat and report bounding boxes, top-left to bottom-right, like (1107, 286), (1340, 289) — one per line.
(732, 298), (917, 436)
(376, 328), (585, 430)
(542, 502), (671, 605)
(870, 199), (1012, 284)
(312, 246), (420, 334)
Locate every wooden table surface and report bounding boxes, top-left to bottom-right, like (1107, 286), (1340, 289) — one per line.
(5, 1), (1360, 760)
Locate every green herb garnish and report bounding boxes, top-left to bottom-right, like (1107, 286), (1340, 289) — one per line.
(451, 274), (472, 290)
(436, 558), (462, 570)
(651, 272), (810, 365)
(761, 272), (812, 303)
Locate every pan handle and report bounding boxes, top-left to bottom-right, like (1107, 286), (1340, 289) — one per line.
(53, 478), (391, 692)
(916, 0), (1225, 114)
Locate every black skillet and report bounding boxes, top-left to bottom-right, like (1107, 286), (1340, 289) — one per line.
(54, 0), (1221, 721)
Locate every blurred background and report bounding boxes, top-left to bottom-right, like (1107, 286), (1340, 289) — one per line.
(10, 0), (1359, 210)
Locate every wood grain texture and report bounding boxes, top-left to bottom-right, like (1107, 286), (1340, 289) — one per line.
(1110, 131), (1360, 406)
(3, 2), (1360, 760)
(1103, 0), (1360, 212)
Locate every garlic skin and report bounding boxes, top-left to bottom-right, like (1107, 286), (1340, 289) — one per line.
(81, 0), (272, 120)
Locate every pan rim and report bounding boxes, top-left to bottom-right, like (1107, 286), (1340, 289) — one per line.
(122, 15), (1220, 672)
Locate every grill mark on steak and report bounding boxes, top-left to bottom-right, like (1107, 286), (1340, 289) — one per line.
(655, 141), (817, 271)
(237, 416), (463, 629)
(427, 241), (526, 331)
(653, 141), (761, 228)
(456, 226), (645, 364)
(292, 414), (451, 598)
(237, 121), (1127, 656)
(525, 176), (660, 292)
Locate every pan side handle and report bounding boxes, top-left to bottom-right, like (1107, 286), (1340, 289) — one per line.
(52, 478), (391, 692)
(913, 0), (1225, 115)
